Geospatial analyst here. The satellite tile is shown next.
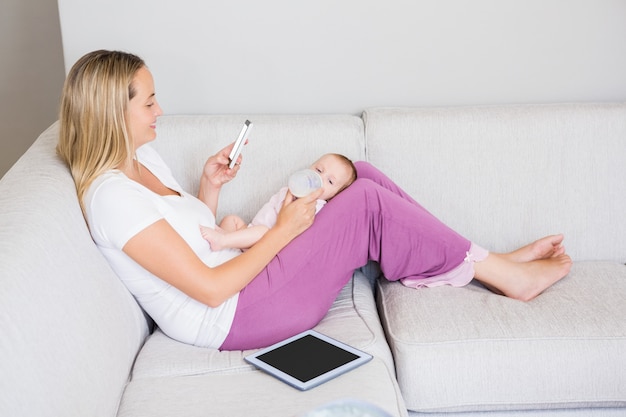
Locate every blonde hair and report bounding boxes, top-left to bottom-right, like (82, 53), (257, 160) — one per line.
(56, 50), (145, 212)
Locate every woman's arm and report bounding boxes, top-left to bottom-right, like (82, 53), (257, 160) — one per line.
(123, 188), (323, 308)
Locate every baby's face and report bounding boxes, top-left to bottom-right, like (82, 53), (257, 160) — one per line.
(310, 155), (353, 200)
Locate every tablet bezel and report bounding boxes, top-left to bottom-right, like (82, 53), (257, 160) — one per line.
(244, 329), (373, 391)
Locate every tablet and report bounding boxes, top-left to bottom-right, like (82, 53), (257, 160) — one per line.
(228, 120), (253, 169)
(244, 330), (373, 391)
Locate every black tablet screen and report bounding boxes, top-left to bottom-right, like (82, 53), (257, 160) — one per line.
(256, 334), (360, 382)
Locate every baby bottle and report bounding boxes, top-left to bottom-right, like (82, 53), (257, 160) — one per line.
(288, 169), (323, 198)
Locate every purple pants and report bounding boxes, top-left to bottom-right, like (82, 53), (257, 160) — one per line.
(219, 161), (471, 350)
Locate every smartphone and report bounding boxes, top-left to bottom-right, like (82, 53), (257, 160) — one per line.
(228, 120), (253, 169)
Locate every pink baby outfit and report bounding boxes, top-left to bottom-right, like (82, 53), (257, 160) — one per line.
(249, 186), (326, 229)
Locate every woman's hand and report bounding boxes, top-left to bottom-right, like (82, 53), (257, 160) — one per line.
(202, 142), (242, 189)
(198, 141), (243, 214)
(274, 188), (324, 241)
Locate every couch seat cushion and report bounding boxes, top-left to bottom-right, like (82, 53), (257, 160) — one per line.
(119, 270), (407, 417)
(377, 261), (626, 413)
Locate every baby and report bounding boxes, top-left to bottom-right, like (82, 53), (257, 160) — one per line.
(201, 153), (357, 250)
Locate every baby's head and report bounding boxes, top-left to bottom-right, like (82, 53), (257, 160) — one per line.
(310, 153), (357, 201)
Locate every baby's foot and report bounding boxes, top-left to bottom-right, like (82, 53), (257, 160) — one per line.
(504, 234), (565, 263)
(199, 225), (226, 251)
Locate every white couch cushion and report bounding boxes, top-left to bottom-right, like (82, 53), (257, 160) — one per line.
(378, 261), (626, 413)
(151, 114), (366, 223)
(363, 103), (626, 262)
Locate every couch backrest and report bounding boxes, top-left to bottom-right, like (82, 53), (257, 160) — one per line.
(150, 114), (366, 223)
(364, 103), (626, 262)
(0, 123), (150, 417)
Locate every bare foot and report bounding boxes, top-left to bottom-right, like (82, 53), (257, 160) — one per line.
(199, 225), (226, 251)
(474, 252), (572, 301)
(503, 234), (565, 263)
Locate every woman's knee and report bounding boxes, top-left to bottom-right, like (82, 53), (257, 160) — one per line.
(354, 161), (392, 184)
(330, 177), (382, 208)
(354, 161), (376, 178)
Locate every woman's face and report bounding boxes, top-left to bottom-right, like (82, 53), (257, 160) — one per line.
(127, 67), (163, 150)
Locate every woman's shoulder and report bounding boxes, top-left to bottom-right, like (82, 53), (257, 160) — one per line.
(84, 169), (163, 247)
(84, 172), (136, 220)
(86, 170), (124, 198)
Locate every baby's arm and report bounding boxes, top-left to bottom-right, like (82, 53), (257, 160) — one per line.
(200, 224), (269, 251)
(202, 187), (286, 251)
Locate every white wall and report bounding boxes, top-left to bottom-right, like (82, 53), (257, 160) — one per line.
(0, 0), (65, 177)
(59, 0), (626, 115)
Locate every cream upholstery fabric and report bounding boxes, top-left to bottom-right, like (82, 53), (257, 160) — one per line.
(363, 103), (626, 262)
(378, 262), (626, 412)
(151, 114), (366, 223)
(0, 124), (150, 417)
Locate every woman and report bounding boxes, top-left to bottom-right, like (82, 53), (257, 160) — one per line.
(57, 50), (572, 351)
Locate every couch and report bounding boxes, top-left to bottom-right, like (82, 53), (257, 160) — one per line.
(1, 103), (625, 417)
